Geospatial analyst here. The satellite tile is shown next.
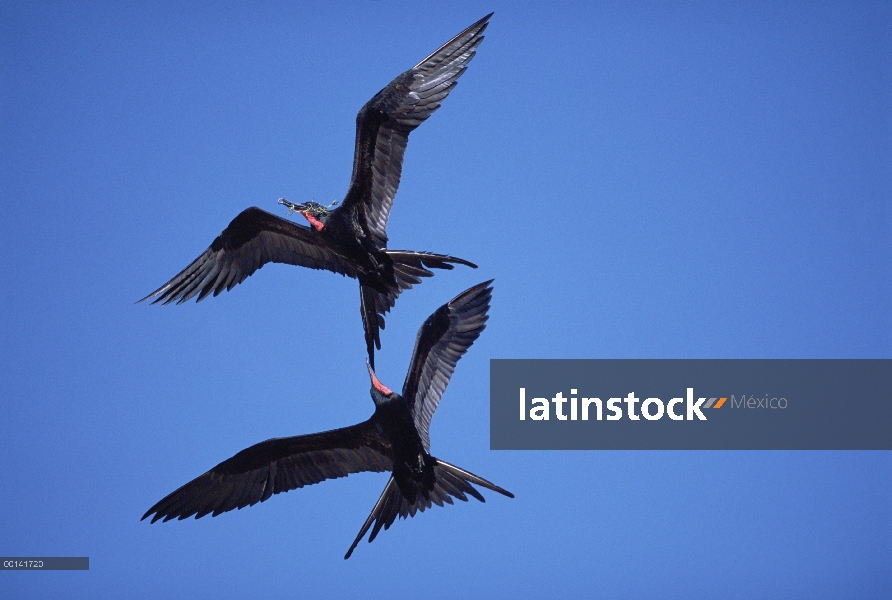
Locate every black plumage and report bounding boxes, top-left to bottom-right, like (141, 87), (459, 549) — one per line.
(140, 13), (493, 368)
(142, 281), (513, 559)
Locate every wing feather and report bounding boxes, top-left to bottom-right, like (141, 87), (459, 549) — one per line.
(402, 280), (493, 452)
(139, 207), (359, 305)
(341, 14), (491, 248)
(142, 420), (392, 523)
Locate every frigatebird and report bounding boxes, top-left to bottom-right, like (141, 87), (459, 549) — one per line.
(142, 280), (512, 559)
(139, 14), (493, 368)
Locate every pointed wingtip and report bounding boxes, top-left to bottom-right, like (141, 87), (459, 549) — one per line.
(136, 283), (172, 305)
(449, 279), (494, 305)
(474, 12), (494, 26)
(412, 12), (494, 71)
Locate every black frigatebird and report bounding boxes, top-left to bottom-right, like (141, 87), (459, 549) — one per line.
(139, 14), (493, 368)
(142, 280), (512, 558)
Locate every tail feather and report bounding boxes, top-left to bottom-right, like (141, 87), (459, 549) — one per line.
(360, 251), (477, 368)
(359, 283), (384, 369)
(386, 250), (478, 272)
(343, 458), (512, 559)
(345, 477), (396, 560)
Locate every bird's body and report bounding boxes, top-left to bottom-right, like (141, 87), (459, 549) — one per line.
(142, 280), (512, 559)
(140, 13), (493, 367)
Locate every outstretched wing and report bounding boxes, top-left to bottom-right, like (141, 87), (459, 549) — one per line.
(402, 280), (493, 452)
(142, 420), (392, 523)
(340, 13), (492, 248)
(343, 457), (513, 559)
(139, 207), (359, 304)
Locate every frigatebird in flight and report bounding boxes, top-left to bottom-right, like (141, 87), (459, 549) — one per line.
(139, 14), (493, 367)
(142, 280), (512, 559)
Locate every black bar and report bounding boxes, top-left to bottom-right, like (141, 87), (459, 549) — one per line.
(1, 557), (89, 570)
(491, 359), (892, 450)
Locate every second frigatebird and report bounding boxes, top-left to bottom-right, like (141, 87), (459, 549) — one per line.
(142, 280), (512, 558)
(139, 14), (493, 368)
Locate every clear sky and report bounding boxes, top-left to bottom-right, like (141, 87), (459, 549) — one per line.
(2, 1), (890, 598)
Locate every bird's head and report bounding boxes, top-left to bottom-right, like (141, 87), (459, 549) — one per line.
(366, 361), (395, 406)
(278, 198), (338, 232)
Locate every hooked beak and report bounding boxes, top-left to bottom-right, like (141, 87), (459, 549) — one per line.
(366, 360), (392, 396)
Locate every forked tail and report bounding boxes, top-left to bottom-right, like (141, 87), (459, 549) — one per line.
(344, 458), (512, 559)
(360, 251), (477, 368)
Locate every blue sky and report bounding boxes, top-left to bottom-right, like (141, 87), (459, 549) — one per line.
(1, 1), (890, 598)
